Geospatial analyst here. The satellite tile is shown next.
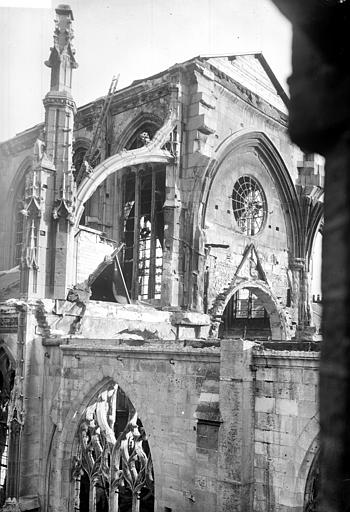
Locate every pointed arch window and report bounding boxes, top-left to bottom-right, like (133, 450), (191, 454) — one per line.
(12, 182), (26, 266)
(72, 384), (154, 512)
(124, 122), (159, 151)
(122, 166), (165, 301)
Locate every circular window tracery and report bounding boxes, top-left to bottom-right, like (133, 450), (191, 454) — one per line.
(232, 176), (267, 236)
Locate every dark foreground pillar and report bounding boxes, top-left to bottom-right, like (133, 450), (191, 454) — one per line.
(270, 2), (350, 510)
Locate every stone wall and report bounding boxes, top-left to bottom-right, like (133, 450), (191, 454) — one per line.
(74, 226), (116, 284)
(43, 338), (220, 512)
(1, 298), (320, 511)
(253, 346), (319, 511)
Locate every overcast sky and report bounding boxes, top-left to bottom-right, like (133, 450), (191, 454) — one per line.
(0, 0), (291, 142)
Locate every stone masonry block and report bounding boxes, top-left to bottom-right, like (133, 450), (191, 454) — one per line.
(298, 400), (318, 418)
(302, 369), (319, 385)
(255, 397), (275, 413)
(256, 367), (276, 381)
(255, 411), (280, 431)
(279, 488), (300, 507)
(275, 399), (298, 416)
(253, 498), (269, 512)
(255, 441), (269, 455)
(299, 384), (317, 401)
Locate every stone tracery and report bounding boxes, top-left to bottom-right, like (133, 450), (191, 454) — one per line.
(72, 384), (154, 512)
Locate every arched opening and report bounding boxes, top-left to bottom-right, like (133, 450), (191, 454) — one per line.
(121, 166), (165, 301)
(304, 451), (319, 512)
(79, 163), (166, 303)
(71, 382), (154, 512)
(219, 287), (272, 340)
(310, 229), (322, 335)
(0, 347), (15, 506)
(73, 145), (101, 229)
(199, 131), (299, 258)
(76, 119), (161, 235)
(74, 119), (168, 303)
(125, 123), (160, 151)
(12, 181), (26, 267)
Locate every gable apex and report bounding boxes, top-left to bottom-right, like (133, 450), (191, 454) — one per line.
(198, 52), (289, 114)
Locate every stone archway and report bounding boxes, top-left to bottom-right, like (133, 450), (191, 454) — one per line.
(211, 280), (286, 340)
(293, 419), (320, 512)
(304, 451), (320, 512)
(193, 130), (300, 259)
(74, 108), (177, 227)
(6, 156), (32, 268)
(47, 378), (155, 512)
(71, 381), (154, 512)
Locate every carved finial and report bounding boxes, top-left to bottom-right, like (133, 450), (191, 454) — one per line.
(44, 4), (78, 92)
(52, 166), (76, 223)
(33, 129), (46, 165)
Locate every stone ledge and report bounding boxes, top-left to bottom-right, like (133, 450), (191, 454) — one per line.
(58, 339), (220, 361)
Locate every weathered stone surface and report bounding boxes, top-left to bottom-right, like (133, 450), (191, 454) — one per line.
(0, 7), (323, 512)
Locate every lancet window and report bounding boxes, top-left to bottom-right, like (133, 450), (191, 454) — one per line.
(72, 384), (154, 512)
(12, 182), (26, 267)
(125, 123), (159, 151)
(121, 166), (165, 301)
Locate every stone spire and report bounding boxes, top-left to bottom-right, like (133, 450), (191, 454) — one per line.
(43, 4), (77, 168)
(45, 4), (78, 95)
(39, 4), (78, 299)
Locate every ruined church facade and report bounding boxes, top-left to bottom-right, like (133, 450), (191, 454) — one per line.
(0, 5), (322, 512)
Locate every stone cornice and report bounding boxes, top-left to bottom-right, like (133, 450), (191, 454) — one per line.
(58, 341), (220, 362)
(75, 82), (172, 130)
(253, 347), (319, 367)
(197, 59), (288, 127)
(0, 124), (43, 157)
(43, 91), (76, 111)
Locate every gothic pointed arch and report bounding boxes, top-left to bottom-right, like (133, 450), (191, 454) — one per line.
(210, 278), (287, 340)
(115, 112), (163, 153)
(302, 197), (324, 269)
(72, 137), (91, 175)
(75, 108), (176, 225)
(197, 130), (300, 258)
(304, 451), (320, 512)
(72, 382), (154, 511)
(293, 417), (320, 511)
(6, 156), (32, 268)
(73, 110), (177, 302)
(47, 378), (155, 512)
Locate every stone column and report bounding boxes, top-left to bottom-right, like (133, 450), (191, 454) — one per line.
(162, 83), (183, 308)
(290, 258), (316, 341)
(217, 339), (255, 511)
(43, 4), (78, 299)
(162, 180), (182, 307)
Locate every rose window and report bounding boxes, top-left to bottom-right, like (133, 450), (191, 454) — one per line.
(232, 176), (267, 235)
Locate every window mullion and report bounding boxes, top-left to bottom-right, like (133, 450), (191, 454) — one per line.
(132, 169), (140, 299)
(148, 168), (157, 299)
